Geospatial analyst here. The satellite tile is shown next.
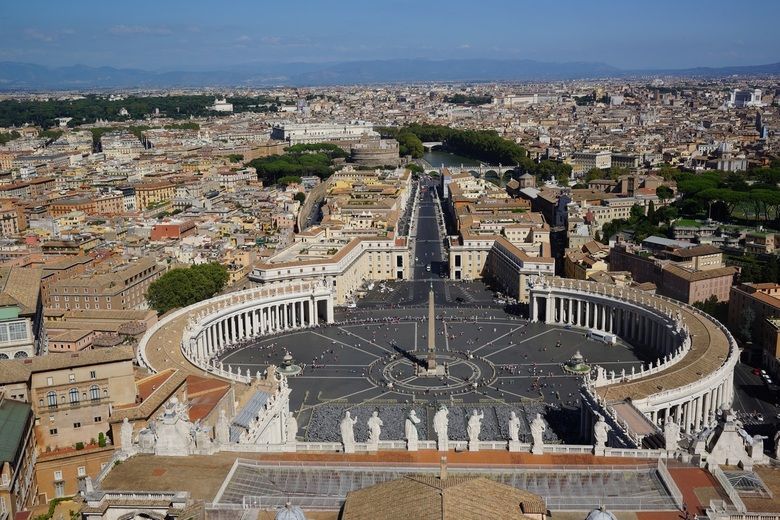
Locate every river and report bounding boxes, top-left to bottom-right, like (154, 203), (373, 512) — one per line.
(422, 150), (481, 169)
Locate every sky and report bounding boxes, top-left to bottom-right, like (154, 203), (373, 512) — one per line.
(2, 0), (779, 71)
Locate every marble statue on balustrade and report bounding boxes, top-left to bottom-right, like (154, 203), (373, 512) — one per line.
(773, 430), (780, 461)
(433, 405), (449, 452)
(286, 415), (298, 448)
(467, 409), (484, 452)
(367, 411), (383, 450)
(508, 412), (521, 443)
(154, 397), (195, 456)
(507, 410), (522, 452)
(120, 417), (134, 455)
(593, 415), (611, 453)
(530, 413), (546, 455)
(194, 427), (213, 451)
(706, 405), (757, 469)
(664, 418), (680, 452)
(340, 411), (357, 453)
(748, 435), (767, 463)
(406, 409), (421, 451)
(215, 409), (230, 446)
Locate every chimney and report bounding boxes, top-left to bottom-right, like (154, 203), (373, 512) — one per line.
(439, 455), (448, 481)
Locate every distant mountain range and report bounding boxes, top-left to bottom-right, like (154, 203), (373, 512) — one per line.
(0, 59), (778, 90)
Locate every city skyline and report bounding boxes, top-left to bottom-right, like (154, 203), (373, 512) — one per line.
(2, 0), (780, 72)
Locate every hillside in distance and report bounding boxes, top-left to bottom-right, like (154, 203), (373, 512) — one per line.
(0, 58), (778, 90)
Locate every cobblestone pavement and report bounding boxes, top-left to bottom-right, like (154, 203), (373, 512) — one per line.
(220, 297), (650, 443)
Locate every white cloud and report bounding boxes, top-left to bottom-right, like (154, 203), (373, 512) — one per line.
(109, 25), (172, 36)
(24, 29), (54, 43)
(261, 36), (282, 45)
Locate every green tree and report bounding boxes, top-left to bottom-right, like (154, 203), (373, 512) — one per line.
(396, 132), (424, 158)
(146, 263), (228, 314)
(693, 295), (729, 324)
(294, 192), (306, 203)
(656, 185), (674, 204)
(227, 153), (244, 163)
(739, 307), (755, 342)
(585, 168), (605, 182)
(278, 175), (302, 186)
(647, 200), (656, 224)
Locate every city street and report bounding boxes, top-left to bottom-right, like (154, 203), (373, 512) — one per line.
(731, 362), (780, 435)
(411, 177), (447, 282)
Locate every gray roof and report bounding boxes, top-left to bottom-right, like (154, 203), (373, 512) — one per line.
(0, 397), (32, 465)
(229, 390), (270, 442)
(641, 236), (693, 249)
(0, 345), (134, 385)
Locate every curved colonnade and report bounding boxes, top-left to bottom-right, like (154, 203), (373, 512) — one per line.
(138, 275), (738, 443)
(529, 277), (739, 436)
(137, 281), (334, 382)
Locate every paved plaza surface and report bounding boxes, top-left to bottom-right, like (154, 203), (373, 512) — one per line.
(218, 293), (652, 444)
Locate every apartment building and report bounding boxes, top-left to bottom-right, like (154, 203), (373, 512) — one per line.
(0, 201), (26, 236)
(728, 283), (780, 372)
(48, 257), (163, 311)
(134, 182), (175, 211)
(270, 121), (378, 145)
(250, 234), (410, 304)
(572, 150), (612, 174)
(2, 347), (135, 448)
(609, 241), (737, 304)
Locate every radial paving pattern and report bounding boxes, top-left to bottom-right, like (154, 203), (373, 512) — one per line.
(218, 293), (652, 443)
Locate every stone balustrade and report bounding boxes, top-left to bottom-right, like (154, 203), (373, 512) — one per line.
(529, 276), (739, 437)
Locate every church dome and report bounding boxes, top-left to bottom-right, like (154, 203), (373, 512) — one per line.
(276, 502), (306, 520)
(586, 506), (617, 520)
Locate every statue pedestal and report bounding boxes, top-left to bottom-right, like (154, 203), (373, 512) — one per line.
(417, 364), (446, 377)
(284, 442), (297, 453)
(343, 443), (355, 454)
(438, 441), (448, 452)
(593, 446), (606, 457)
(468, 441), (479, 452)
(407, 440), (418, 452)
(367, 442), (379, 452)
(530, 443), (544, 455)
(508, 441), (522, 453)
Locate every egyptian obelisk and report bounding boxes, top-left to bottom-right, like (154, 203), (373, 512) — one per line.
(427, 283), (437, 371)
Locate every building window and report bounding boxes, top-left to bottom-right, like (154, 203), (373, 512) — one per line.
(8, 322), (26, 341)
(47, 392), (57, 408)
(73, 422), (81, 428)
(49, 428), (58, 435)
(90, 370), (96, 379)
(89, 385), (100, 401)
(94, 416), (101, 422)
(69, 374), (75, 383)
(54, 470), (63, 481)
(54, 481), (64, 498)
(77, 466), (86, 477)
(69, 388), (79, 404)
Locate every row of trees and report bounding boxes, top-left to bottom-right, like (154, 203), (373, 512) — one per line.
(672, 161), (780, 223)
(0, 130), (21, 144)
(146, 263), (229, 314)
(0, 94), (282, 129)
(443, 94), (493, 105)
(246, 143), (347, 185)
(599, 200), (679, 244)
(380, 124), (531, 166)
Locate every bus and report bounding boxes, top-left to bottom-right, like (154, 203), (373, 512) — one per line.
(586, 329), (617, 345)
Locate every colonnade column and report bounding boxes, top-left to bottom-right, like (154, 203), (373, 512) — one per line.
(585, 301), (590, 329)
